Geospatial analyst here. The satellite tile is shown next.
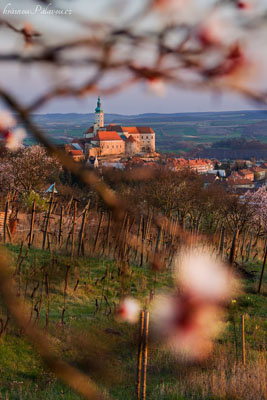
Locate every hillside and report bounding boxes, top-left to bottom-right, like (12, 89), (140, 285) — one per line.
(25, 110), (267, 157)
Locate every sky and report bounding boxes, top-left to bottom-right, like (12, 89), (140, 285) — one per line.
(0, 0), (266, 115)
(0, 61), (262, 114)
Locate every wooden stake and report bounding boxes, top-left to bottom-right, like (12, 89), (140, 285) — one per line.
(58, 206), (64, 246)
(135, 215), (143, 261)
(219, 225), (225, 257)
(71, 200), (77, 259)
(93, 212), (104, 252)
(241, 314), (246, 366)
(135, 311), (144, 400)
(229, 229), (239, 268)
(141, 310), (149, 400)
(258, 242), (267, 294)
(105, 211), (111, 255)
(28, 199), (36, 248)
(155, 226), (162, 254)
(77, 201), (90, 256)
(42, 189), (54, 250)
(246, 229), (253, 262)
(140, 216), (146, 267)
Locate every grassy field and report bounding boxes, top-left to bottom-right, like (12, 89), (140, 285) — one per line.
(0, 243), (266, 400)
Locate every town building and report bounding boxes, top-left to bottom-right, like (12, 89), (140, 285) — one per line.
(226, 176), (255, 190)
(238, 169), (254, 181)
(169, 158), (214, 174)
(250, 166), (265, 181)
(82, 97), (156, 157)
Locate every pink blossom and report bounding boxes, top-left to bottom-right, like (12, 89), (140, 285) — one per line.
(174, 248), (237, 302)
(244, 186), (267, 233)
(0, 110), (27, 151)
(197, 10), (238, 48)
(147, 77), (166, 97)
(5, 128), (27, 151)
(116, 297), (140, 324)
(150, 247), (239, 360)
(237, 1), (253, 10)
(153, 0), (187, 12)
(151, 293), (224, 360)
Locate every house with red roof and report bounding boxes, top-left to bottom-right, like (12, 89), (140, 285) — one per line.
(67, 149), (85, 162)
(227, 176), (255, 190)
(82, 97), (156, 156)
(169, 158), (214, 173)
(91, 130), (125, 156)
(249, 166), (265, 181)
(238, 169), (254, 181)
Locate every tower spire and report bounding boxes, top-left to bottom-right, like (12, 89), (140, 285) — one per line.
(95, 96), (104, 128)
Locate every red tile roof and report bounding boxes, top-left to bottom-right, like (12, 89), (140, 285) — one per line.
(105, 125), (155, 134)
(239, 169), (253, 176)
(123, 126), (155, 134)
(126, 135), (136, 143)
(68, 150), (84, 156)
(92, 131), (123, 141)
(250, 166), (265, 173)
(227, 177), (253, 185)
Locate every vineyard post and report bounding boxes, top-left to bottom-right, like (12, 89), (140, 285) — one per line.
(246, 229), (253, 262)
(145, 215), (152, 263)
(258, 242), (267, 294)
(241, 314), (246, 366)
(239, 229), (247, 260)
(140, 216), (146, 267)
(71, 200), (77, 259)
(42, 187), (55, 250)
(58, 206), (64, 246)
(122, 216), (130, 261)
(135, 310), (145, 400)
(105, 211), (111, 255)
(219, 225), (225, 257)
(141, 310), (149, 400)
(135, 215), (143, 261)
(3, 200), (9, 244)
(93, 212), (104, 253)
(117, 212), (127, 257)
(77, 200), (90, 256)
(229, 229), (239, 269)
(155, 226), (162, 254)
(28, 199), (36, 248)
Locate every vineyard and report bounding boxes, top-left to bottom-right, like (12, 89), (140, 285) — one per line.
(0, 182), (266, 399)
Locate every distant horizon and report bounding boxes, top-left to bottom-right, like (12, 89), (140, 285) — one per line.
(30, 109), (267, 116)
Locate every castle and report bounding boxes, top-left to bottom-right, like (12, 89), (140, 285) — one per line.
(71, 97), (156, 158)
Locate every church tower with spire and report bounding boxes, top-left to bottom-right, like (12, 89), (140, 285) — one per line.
(95, 96), (104, 129)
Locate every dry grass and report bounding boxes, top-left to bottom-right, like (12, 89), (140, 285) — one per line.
(151, 344), (267, 400)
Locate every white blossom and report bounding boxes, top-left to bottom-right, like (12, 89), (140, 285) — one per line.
(150, 247), (239, 360)
(5, 128), (27, 151)
(0, 110), (16, 130)
(116, 297), (141, 324)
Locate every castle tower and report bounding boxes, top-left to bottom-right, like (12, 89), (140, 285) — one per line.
(95, 96), (104, 129)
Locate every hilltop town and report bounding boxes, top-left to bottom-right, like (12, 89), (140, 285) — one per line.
(63, 98), (267, 193)
(64, 97), (158, 166)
